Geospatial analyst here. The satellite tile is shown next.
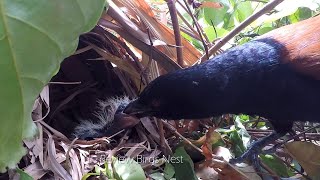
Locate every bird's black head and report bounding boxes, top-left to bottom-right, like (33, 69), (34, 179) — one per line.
(124, 74), (175, 118)
(123, 69), (217, 119)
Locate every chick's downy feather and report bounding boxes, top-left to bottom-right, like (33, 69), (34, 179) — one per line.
(73, 96), (139, 140)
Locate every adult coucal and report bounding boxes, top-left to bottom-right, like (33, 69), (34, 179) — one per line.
(123, 15), (320, 163)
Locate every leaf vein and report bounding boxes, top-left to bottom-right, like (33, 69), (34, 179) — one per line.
(6, 14), (63, 55)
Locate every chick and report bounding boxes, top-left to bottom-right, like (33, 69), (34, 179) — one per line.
(73, 96), (140, 140)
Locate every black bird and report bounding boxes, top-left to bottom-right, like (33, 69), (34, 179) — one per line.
(123, 16), (320, 163)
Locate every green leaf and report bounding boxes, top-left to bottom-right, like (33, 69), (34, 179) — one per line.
(173, 147), (197, 180)
(235, 1), (253, 22)
(295, 7), (313, 20)
(229, 130), (246, 157)
(222, 11), (235, 30)
(234, 116), (251, 148)
(81, 172), (100, 180)
(164, 163), (175, 179)
(0, 0), (105, 171)
(257, 22), (274, 35)
(260, 154), (294, 177)
(203, 0), (231, 27)
(113, 158), (146, 180)
(149, 173), (166, 180)
(238, 114), (249, 122)
(95, 165), (107, 175)
(204, 26), (228, 41)
(16, 168), (33, 180)
(254, 0), (320, 26)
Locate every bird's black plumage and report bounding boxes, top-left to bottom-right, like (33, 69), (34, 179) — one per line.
(124, 16), (320, 166)
(123, 36), (320, 165)
(125, 38), (320, 134)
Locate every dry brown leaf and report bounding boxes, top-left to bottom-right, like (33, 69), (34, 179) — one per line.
(46, 136), (72, 180)
(103, 0), (201, 70)
(200, 2), (223, 9)
(60, 142), (82, 179)
(36, 123), (44, 167)
(24, 161), (47, 180)
(107, 1), (154, 45)
(145, 149), (162, 160)
(207, 158), (250, 180)
(235, 165), (261, 180)
(74, 138), (111, 148)
(141, 117), (160, 140)
(202, 128), (215, 160)
(202, 143), (213, 161)
(141, 52), (160, 82)
(187, 120), (200, 132)
(189, 129), (221, 147)
(285, 141), (320, 178)
(89, 44), (141, 80)
(32, 98), (41, 112)
(28, 93), (45, 168)
(24, 140), (36, 151)
(128, 0), (201, 65)
(206, 128), (222, 144)
(78, 148), (89, 173)
(212, 147), (232, 162)
(125, 141), (148, 159)
(198, 146), (250, 180)
(39, 85), (50, 108)
(195, 162), (219, 180)
(40, 121), (69, 141)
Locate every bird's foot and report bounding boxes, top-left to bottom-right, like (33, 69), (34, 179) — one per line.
(229, 132), (284, 171)
(261, 143), (281, 155)
(229, 143), (262, 170)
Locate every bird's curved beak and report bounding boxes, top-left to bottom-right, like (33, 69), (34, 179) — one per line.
(123, 100), (152, 117)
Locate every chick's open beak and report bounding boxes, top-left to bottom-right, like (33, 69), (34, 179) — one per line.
(123, 100), (152, 116)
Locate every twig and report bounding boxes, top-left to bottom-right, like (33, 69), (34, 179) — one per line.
(260, 161), (280, 180)
(199, 0), (285, 62)
(48, 82), (81, 85)
(144, 27), (154, 84)
(167, 0), (184, 67)
(73, 46), (92, 55)
(176, 11), (201, 40)
(102, 7), (181, 72)
(177, 0), (210, 43)
(92, 28), (148, 83)
(157, 118), (167, 155)
(180, 0), (209, 60)
(65, 138), (78, 171)
(283, 125), (320, 145)
(161, 120), (203, 153)
(40, 121), (70, 142)
(33, 106), (50, 122)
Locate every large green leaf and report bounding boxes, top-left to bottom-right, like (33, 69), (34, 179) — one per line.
(0, 0), (105, 171)
(113, 158), (146, 180)
(173, 147), (197, 180)
(234, 1), (253, 23)
(203, 0), (231, 27)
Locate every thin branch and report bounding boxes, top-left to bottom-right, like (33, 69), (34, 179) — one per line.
(167, 0), (184, 67)
(161, 120), (203, 153)
(176, 11), (201, 40)
(48, 81), (81, 85)
(179, 0), (210, 60)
